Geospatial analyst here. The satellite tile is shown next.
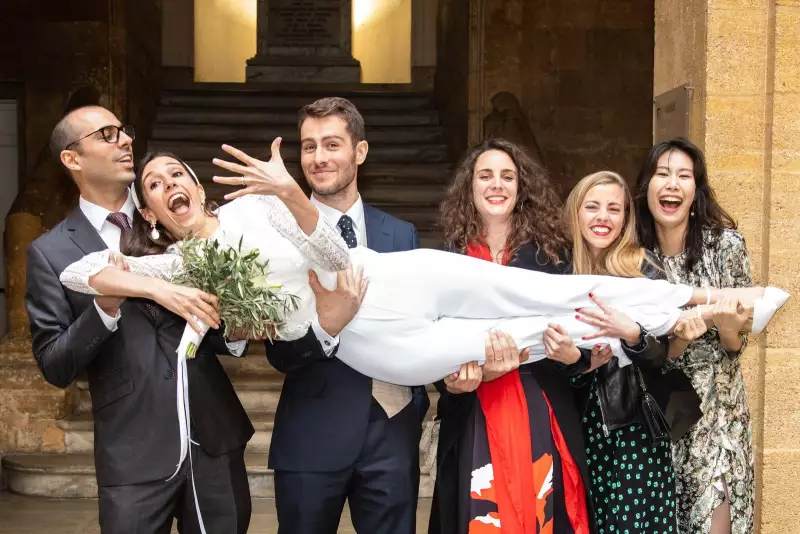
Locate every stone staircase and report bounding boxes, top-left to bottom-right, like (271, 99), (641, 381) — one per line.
(2, 83), (450, 499)
(3, 345), (440, 499)
(146, 84), (453, 248)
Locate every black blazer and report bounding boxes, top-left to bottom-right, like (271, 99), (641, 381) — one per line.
(428, 243), (595, 534)
(25, 208), (253, 487)
(264, 203), (430, 472)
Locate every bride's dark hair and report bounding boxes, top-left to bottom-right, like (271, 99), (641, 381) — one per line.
(121, 151), (217, 257)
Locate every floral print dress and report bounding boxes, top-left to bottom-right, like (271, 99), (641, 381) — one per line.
(656, 228), (754, 533)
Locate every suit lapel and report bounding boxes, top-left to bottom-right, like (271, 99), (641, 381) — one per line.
(65, 208), (177, 370)
(364, 204), (394, 253)
(66, 208), (107, 255)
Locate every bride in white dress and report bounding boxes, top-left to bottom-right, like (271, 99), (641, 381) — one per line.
(59, 144), (788, 386)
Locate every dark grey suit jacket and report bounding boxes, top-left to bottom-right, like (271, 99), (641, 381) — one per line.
(25, 208), (253, 487)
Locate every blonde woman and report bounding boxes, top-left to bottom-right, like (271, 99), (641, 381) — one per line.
(546, 171), (707, 533)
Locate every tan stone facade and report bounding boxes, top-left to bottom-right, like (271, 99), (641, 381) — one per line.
(655, 1), (800, 532)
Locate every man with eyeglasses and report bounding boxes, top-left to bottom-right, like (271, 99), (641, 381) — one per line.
(24, 105), (254, 533)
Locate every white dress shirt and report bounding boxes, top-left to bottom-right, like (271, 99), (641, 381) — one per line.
(312, 194), (368, 250)
(78, 193), (136, 331)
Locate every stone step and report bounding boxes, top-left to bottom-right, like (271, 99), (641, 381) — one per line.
(161, 81), (426, 93)
(181, 160), (452, 183)
(201, 181), (445, 208)
(151, 124), (446, 144)
(146, 140), (450, 164)
(218, 352), (442, 395)
(159, 91), (435, 112)
(59, 404), (438, 457)
(57, 410), (277, 455)
(76, 373), (285, 414)
(76, 363), (441, 417)
(2, 453), (434, 499)
(155, 107), (441, 127)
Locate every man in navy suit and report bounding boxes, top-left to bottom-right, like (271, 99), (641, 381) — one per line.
(264, 97), (429, 534)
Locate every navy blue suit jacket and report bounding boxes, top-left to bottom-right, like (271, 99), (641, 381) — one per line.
(265, 203), (430, 472)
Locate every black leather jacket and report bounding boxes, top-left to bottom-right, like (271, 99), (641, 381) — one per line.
(572, 256), (671, 435)
(588, 332), (668, 435)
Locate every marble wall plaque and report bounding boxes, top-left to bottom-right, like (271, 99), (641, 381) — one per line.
(267, 0), (341, 47)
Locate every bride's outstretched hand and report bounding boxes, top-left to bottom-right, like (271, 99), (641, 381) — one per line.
(212, 138), (300, 200)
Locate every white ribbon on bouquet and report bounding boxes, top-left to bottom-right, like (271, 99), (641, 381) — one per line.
(168, 319), (211, 534)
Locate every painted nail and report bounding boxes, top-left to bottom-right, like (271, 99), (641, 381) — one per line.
(588, 292), (594, 297)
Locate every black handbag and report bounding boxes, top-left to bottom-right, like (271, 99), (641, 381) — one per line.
(636, 366), (702, 443)
(636, 367), (671, 443)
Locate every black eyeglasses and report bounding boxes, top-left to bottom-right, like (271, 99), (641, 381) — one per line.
(64, 124), (136, 151)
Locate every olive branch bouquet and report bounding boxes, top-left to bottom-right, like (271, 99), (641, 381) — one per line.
(172, 236), (300, 357)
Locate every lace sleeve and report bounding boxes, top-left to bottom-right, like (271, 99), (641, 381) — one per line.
(59, 250), (184, 296)
(276, 319), (312, 342)
(249, 195), (350, 272)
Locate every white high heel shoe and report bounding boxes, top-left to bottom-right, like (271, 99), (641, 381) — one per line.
(752, 287), (790, 334)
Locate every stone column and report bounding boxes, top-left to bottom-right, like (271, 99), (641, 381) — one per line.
(161, 0), (195, 84)
(246, 0), (361, 83)
(655, 1), (800, 532)
(411, 0), (438, 89)
(0, 0), (163, 455)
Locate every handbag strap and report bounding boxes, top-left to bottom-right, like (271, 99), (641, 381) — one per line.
(635, 366), (649, 393)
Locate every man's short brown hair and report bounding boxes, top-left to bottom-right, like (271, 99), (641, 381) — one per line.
(297, 97), (366, 145)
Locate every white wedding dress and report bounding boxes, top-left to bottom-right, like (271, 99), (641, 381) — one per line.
(60, 194), (698, 386)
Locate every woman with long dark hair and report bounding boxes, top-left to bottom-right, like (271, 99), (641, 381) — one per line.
(635, 138), (755, 533)
(430, 138), (593, 534)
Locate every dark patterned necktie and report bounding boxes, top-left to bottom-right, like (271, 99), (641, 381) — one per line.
(337, 215), (358, 249)
(106, 212), (131, 240)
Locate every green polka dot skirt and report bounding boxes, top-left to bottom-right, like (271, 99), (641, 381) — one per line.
(583, 381), (677, 533)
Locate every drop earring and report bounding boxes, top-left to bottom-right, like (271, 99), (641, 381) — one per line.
(149, 220), (161, 240)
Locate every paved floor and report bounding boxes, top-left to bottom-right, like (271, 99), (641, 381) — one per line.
(0, 492), (432, 533)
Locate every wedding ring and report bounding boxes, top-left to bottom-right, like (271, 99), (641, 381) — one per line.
(240, 176), (245, 186)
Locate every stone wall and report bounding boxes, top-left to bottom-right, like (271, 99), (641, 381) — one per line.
(655, 1), (800, 532)
(434, 0), (472, 159)
(653, 0), (707, 145)
(759, 3), (800, 533)
(0, 0), (162, 461)
(481, 0), (655, 193)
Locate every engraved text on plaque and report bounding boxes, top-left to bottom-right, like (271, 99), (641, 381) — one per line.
(267, 0), (341, 47)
